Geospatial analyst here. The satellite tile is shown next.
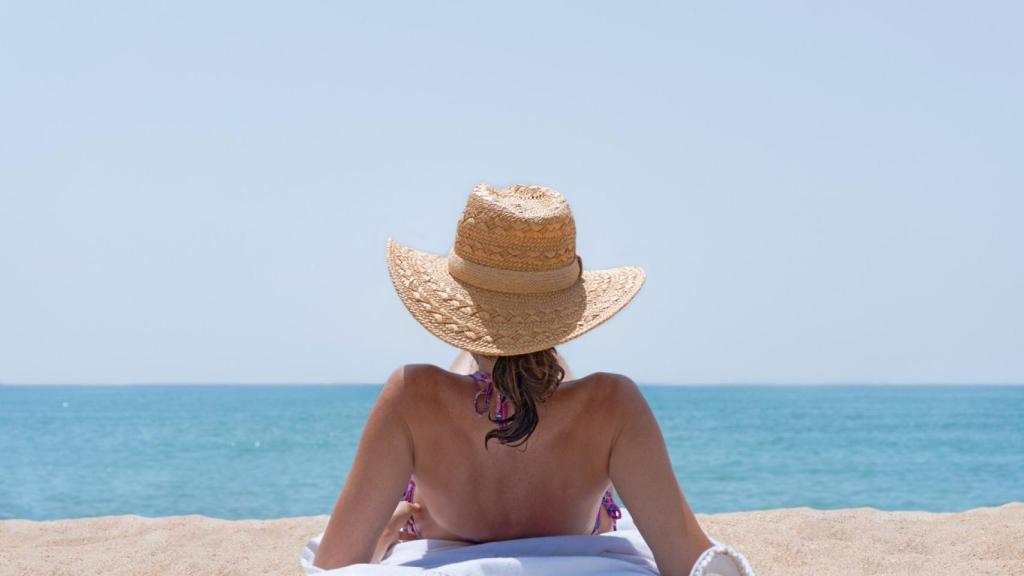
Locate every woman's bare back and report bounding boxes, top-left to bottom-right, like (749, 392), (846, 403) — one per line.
(401, 363), (619, 542)
(315, 361), (714, 575)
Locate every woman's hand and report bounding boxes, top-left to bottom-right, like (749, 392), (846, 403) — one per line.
(371, 501), (423, 563)
(594, 502), (615, 534)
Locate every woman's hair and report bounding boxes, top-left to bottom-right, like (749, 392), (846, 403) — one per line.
(484, 347), (565, 449)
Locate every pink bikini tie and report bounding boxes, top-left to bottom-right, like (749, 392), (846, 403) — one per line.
(472, 369), (510, 431)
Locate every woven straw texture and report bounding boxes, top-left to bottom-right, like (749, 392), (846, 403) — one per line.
(386, 184), (646, 356)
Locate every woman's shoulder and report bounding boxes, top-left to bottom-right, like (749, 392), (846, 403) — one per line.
(383, 364), (638, 400)
(548, 371), (639, 414)
(380, 363), (464, 398)
(567, 370), (638, 393)
(389, 365), (637, 386)
(576, 370), (635, 384)
(386, 363), (459, 381)
(380, 363), (451, 390)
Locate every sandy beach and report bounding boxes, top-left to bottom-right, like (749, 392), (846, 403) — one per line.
(1, 503), (1021, 576)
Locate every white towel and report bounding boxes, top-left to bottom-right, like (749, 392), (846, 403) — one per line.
(300, 508), (755, 576)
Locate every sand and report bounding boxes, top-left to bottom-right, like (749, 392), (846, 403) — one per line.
(1, 503), (1021, 576)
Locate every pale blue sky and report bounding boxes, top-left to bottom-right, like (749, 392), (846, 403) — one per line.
(1, 2), (1021, 385)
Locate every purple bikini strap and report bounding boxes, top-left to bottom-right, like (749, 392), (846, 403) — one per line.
(399, 479), (419, 537)
(593, 489), (622, 534)
(472, 370), (509, 430)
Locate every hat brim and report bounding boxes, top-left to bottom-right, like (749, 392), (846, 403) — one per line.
(386, 238), (646, 356)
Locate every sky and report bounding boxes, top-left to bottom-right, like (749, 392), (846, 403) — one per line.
(0, 1), (1021, 385)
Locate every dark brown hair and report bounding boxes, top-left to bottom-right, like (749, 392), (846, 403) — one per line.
(483, 347), (565, 449)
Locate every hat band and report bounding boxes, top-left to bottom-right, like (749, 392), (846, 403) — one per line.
(447, 249), (582, 294)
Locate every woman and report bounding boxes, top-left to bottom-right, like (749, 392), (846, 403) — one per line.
(313, 184), (716, 575)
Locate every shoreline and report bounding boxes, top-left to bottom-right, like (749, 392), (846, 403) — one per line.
(1, 503), (1021, 575)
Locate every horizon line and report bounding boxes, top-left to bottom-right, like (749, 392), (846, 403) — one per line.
(2, 381), (1023, 387)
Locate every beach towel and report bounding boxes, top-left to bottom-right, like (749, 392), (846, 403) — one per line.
(300, 508), (755, 576)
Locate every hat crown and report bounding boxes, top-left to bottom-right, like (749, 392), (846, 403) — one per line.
(453, 184), (577, 272)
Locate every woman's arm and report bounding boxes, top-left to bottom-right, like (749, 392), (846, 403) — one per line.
(370, 501), (421, 563)
(313, 366), (416, 569)
(607, 375), (713, 576)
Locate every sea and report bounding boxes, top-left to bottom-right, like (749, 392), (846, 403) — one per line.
(1, 385), (1021, 520)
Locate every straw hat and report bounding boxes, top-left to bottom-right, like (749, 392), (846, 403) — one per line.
(386, 183), (646, 356)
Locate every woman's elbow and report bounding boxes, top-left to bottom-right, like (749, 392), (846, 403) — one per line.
(312, 549), (337, 570)
(312, 545), (355, 571)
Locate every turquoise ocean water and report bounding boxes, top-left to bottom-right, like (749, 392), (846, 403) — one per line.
(1, 385), (1021, 520)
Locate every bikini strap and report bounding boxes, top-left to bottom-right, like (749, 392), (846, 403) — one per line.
(602, 489), (622, 522)
(399, 479), (420, 537)
(593, 489), (622, 534)
(472, 370), (510, 434)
